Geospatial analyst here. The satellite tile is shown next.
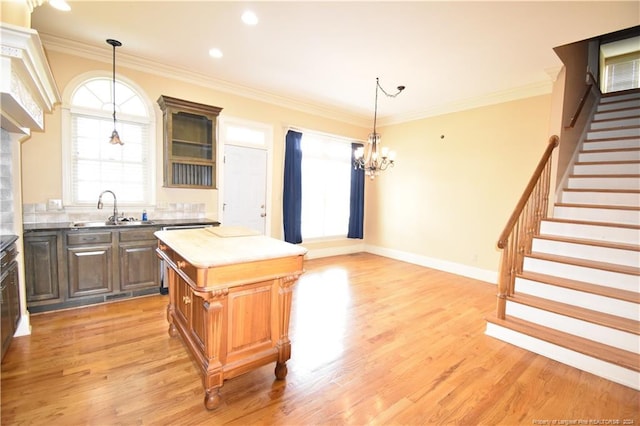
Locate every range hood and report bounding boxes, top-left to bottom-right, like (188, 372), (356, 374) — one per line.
(1, 22), (60, 135)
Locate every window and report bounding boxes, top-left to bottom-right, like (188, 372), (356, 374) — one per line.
(603, 53), (640, 93)
(64, 76), (153, 206)
(600, 36), (640, 93)
(300, 132), (353, 239)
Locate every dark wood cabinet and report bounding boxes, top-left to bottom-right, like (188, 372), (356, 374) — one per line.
(24, 232), (61, 303)
(24, 226), (161, 313)
(157, 95), (223, 189)
(1, 238), (20, 361)
(119, 228), (159, 291)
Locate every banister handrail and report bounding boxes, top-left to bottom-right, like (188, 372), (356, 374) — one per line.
(565, 70), (601, 129)
(495, 135), (559, 320)
(497, 135), (559, 249)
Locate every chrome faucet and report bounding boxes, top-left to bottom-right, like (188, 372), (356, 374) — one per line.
(97, 190), (118, 225)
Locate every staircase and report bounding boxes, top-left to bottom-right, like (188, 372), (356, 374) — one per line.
(486, 89), (640, 390)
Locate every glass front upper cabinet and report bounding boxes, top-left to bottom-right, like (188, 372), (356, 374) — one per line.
(157, 95), (223, 188)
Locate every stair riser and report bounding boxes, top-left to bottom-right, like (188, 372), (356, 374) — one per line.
(523, 257), (639, 292)
(578, 150), (640, 162)
(590, 117), (640, 130)
(587, 128), (640, 140)
(532, 238), (639, 267)
(594, 109), (640, 121)
(567, 176), (640, 190)
(572, 162), (640, 175)
(485, 323), (640, 390)
(597, 99), (640, 111)
(561, 190), (640, 206)
(583, 139), (640, 151)
(515, 278), (640, 321)
(505, 302), (639, 352)
(553, 205), (640, 226)
(540, 221), (640, 245)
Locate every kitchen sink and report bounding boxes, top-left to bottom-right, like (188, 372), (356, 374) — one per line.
(71, 220), (155, 228)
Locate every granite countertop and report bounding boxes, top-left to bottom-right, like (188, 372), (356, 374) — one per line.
(155, 226), (307, 268)
(24, 218), (220, 232)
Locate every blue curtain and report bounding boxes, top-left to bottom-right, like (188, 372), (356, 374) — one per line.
(283, 130), (303, 243)
(348, 143), (365, 239)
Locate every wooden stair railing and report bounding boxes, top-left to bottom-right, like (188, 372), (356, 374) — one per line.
(495, 135), (559, 319)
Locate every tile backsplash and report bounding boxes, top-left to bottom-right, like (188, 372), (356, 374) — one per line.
(22, 202), (207, 225)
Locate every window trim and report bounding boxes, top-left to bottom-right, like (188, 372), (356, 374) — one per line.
(61, 71), (156, 208)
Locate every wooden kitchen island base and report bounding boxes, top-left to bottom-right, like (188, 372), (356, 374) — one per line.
(155, 227), (307, 410)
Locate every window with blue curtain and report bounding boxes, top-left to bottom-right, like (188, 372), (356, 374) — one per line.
(283, 130), (364, 243)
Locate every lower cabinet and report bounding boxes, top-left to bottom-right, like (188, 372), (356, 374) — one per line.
(23, 232), (61, 303)
(1, 240), (20, 361)
(24, 226), (161, 313)
(119, 228), (160, 291)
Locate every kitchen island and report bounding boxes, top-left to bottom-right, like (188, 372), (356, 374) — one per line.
(154, 227), (307, 410)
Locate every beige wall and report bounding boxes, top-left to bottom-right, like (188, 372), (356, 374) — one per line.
(21, 50), (367, 240)
(363, 95), (553, 275)
(22, 48), (557, 276)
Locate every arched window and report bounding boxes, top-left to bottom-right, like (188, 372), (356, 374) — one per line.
(63, 75), (154, 207)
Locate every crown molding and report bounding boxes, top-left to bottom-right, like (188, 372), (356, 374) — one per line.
(38, 33), (371, 128)
(39, 33), (556, 129)
(380, 79), (554, 126)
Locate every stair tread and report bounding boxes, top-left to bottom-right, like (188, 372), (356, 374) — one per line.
(542, 217), (640, 230)
(527, 252), (640, 276)
(574, 160), (640, 165)
(579, 147), (640, 153)
(507, 293), (640, 335)
(592, 114), (640, 124)
(486, 316), (640, 372)
(534, 234), (640, 252)
(518, 271), (640, 304)
(569, 173), (640, 178)
(555, 202), (640, 211)
(585, 136), (640, 143)
(562, 188), (640, 194)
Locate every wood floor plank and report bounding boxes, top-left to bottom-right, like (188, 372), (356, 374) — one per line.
(1, 253), (638, 424)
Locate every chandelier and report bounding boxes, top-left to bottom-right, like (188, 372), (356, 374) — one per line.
(354, 77), (405, 179)
(107, 38), (124, 145)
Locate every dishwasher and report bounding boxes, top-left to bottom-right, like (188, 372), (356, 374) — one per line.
(159, 224), (213, 294)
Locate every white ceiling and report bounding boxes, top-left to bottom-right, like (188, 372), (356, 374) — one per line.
(30, 1), (640, 126)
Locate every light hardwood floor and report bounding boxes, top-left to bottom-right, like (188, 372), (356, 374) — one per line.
(1, 253), (638, 425)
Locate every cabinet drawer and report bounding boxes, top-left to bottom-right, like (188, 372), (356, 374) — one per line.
(119, 228), (158, 242)
(172, 251), (197, 284)
(67, 232), (112, 245)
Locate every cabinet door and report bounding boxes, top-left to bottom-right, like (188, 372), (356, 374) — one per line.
(67, 245), (112, 297)
(119, 242), (159, 291)
(7, 262), (20, 331)
(174, 274), (191, 326)
(24, 234), (60, 302)
(1, 278), (12, 359)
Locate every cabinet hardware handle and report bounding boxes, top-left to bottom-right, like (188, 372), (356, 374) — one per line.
(176, 260), (186, 269)
(183, 296), (191, 304)
(159, 243), (167, 250)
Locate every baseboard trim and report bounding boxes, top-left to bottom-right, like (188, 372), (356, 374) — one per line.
(364, 244), (498, 284)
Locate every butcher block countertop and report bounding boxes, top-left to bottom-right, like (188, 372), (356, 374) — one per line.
(154, 226), (307, 269)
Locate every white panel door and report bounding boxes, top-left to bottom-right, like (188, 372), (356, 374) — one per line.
(223, 145), (268, 234)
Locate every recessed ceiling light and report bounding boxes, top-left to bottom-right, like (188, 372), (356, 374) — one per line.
(49, 0), (71, 11)
(209, 48), (223, 59)
(241, 10), (258, 26)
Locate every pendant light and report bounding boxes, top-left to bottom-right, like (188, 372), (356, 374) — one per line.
(107, 38), (123, 145)
(353, 77), (405, 179)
